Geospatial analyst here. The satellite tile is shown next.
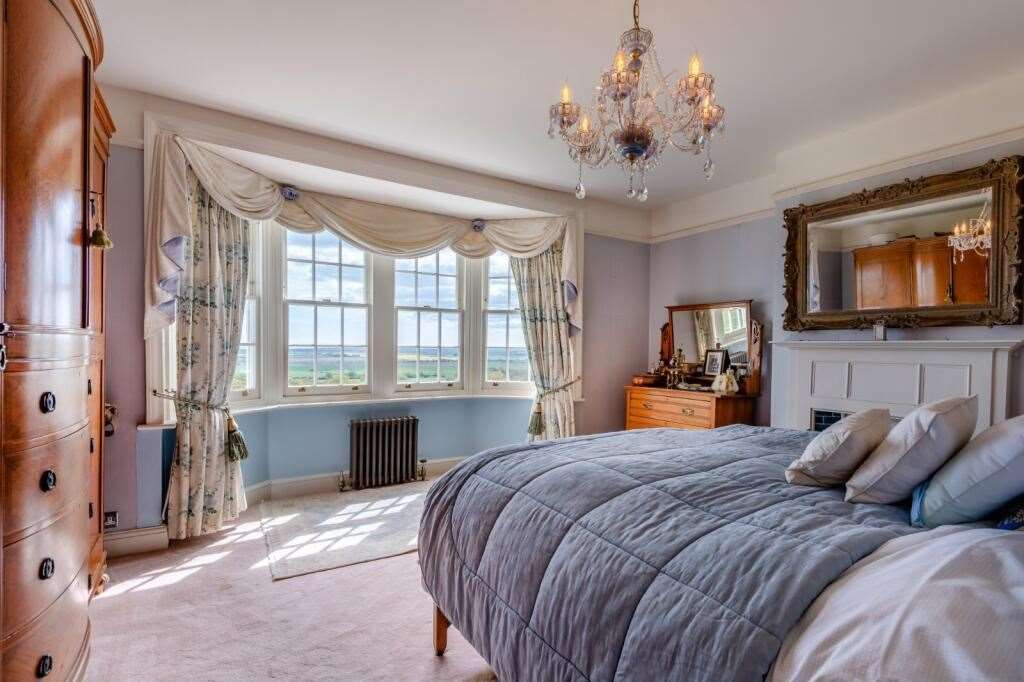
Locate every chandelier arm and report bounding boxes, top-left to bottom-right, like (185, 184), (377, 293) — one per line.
(633, 0), (640, 29)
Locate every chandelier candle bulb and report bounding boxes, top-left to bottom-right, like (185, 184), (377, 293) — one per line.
(547, 0), (726, 200)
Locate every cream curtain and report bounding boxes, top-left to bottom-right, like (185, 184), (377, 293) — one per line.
(167, 169), (249, 539)
(145, 132), (582, 338)
(510, 243), (577, 441)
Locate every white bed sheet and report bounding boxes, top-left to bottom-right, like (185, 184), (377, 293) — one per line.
(771, 525), (1024, 681)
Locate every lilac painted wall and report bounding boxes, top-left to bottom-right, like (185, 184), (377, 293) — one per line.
(103, 145), (147, 530)
(578, 234), (651, 433)
(648, 218), (778, 426)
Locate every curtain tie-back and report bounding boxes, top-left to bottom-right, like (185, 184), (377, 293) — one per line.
(152, 389), (249, 461)
(528, 377), (580, 437)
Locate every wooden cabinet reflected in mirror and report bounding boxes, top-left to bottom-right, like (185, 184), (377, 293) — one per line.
(784, 157), (1023, 330)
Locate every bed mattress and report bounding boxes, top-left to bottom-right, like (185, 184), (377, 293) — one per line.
(419, 425), (921, 681)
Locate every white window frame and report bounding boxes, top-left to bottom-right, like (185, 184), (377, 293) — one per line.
(479, 252), (533, 396)
(394, 249), (465, 393)
(281, 228), (372, 398)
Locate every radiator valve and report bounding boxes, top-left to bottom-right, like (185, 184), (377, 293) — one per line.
(417, 459), (427, 481)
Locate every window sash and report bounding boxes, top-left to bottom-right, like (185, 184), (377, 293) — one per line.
(482, 254), (530, 387)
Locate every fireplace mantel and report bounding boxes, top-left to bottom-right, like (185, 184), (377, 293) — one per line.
(772, 339), (1023, 433)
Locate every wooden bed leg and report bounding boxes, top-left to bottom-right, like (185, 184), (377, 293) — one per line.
(433, 604), (450, 656)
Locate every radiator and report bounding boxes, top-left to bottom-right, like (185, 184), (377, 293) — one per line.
(349, 417), (419, 489)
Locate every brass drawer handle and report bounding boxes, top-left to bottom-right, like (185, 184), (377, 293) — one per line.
(681, 407), (695, 416)
(641, 400), (653, 410)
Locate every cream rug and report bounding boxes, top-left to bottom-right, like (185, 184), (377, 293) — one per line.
(258, 480), (431, 580)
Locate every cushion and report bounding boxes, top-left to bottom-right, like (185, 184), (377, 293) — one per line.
(786, 409), (891, 487)
(846, 395), (978, 504)
(910, 415), (1024, 527)
(995, 496), (1024, 531)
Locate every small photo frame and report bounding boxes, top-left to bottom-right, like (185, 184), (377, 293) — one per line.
(704, 348), (730, 376)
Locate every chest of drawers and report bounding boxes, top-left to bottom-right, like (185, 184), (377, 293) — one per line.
(625, 386), (756, 430)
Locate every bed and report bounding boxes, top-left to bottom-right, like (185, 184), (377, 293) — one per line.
(419, 425), (959, 680)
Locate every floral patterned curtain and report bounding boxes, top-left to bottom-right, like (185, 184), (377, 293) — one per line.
(166, 168), (250, 540)
(510, 242), (577, 441)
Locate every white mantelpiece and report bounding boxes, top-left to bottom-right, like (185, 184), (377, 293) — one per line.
(772, 339), (1023, 434)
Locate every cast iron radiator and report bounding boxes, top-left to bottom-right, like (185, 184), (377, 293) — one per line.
(349, 417), (419, 489)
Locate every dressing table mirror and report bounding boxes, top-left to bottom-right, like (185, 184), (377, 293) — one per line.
(627, 300), (762, 431)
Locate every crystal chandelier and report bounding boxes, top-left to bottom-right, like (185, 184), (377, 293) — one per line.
(548, 0), (725, 201)
(948, 200), (992, 263)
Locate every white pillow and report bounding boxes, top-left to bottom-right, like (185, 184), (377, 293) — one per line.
(786, 409), (891, 487)
(914, 414), (1024, 527)
(845, 395), (978, 504)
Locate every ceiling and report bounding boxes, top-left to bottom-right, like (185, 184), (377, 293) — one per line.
(93, 0), (1024, 208)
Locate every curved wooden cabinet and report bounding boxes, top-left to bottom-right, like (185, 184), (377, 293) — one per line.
(0, 1), (110, 679)
(625, 386), (756, 430)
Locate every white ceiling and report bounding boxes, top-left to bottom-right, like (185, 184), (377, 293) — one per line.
(93, 0), (1024, 208)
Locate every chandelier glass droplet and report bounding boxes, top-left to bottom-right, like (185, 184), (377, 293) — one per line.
(548, 0), (726, 201)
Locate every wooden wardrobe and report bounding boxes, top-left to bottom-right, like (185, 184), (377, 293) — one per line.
(853, 237), (988, 310)
(0, 1), (112, 679)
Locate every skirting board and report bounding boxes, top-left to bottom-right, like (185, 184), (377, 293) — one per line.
(245, 456), (465, 504)
(105, 525), (170, 558)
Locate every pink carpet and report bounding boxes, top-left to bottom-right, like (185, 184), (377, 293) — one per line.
(87, 506), (494, 681)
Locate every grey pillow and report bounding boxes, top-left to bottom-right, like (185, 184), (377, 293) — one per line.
(846, 395), (978, 504)
(913, 414), (1024, 527)
(786, 409), (891, 487)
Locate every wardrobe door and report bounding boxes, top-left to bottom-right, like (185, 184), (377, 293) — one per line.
(853, 242), (915, 310)
(912, 237), (953, 307)
(1, 0), (97, 678)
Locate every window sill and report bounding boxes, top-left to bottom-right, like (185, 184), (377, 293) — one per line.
(139, 391), (535, 429)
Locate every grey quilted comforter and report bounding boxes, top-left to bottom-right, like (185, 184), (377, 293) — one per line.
(419, 426), (919, 681)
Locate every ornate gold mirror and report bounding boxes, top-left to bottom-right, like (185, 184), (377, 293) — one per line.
(783, 156), (1023, 330)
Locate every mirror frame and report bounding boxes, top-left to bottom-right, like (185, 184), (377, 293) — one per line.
(782, 156), (1023, 330)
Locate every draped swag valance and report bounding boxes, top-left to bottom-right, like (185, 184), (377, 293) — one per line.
(145, 132), (581, 338)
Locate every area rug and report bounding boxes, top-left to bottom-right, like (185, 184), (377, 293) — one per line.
(258, 480), (431, 580)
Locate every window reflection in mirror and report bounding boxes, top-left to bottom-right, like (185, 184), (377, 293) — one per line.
(671, 306), (748, 364)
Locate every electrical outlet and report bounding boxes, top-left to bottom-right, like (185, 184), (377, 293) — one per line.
(103, 511), (119, 530)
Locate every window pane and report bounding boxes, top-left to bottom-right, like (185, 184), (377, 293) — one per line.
(397, 309), (418, 383)
(315, 263), (340, 301)
(439, 346), (459, 382)
(287, 261), (313, 300)
(508, 281), (520, 310)
(509, 347), (530, 382)
(316, 347), (342, 385)
(286, 231), (313, 260)
(438, 248), (457, 275)
(341, 240), (364, 266)
(418, 347), (439, 382)
(287, 346), (315, 386)
(341, 266), (365, 303)
(344, 307), (367, 346)
(441, 312), (460, 348)
(417, 253), (437, 274)
(317, 306), (341, 345)
(419, 312), (439, 347)
(417, 273), (436, 307)
(488, 252), (509, 277)
(288, 304), (315, 345)
(232, 345), (251, 391)
(486, 346), (508, 382)
(508, 313), (525, 348)
(488, 277), (509, 309)
(395, 271), (416, 306)
(239, 299), (255, 344)
(438, 275), (457, 309)
(314, 232), (340, 263)
(486, 313), (507, 347)
(343, 346), (367, 384)
(395, 257), (416, 272)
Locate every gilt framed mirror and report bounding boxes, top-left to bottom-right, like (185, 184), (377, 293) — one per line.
(782, 156), (1023, 330)
(666, 300), (762, 394)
